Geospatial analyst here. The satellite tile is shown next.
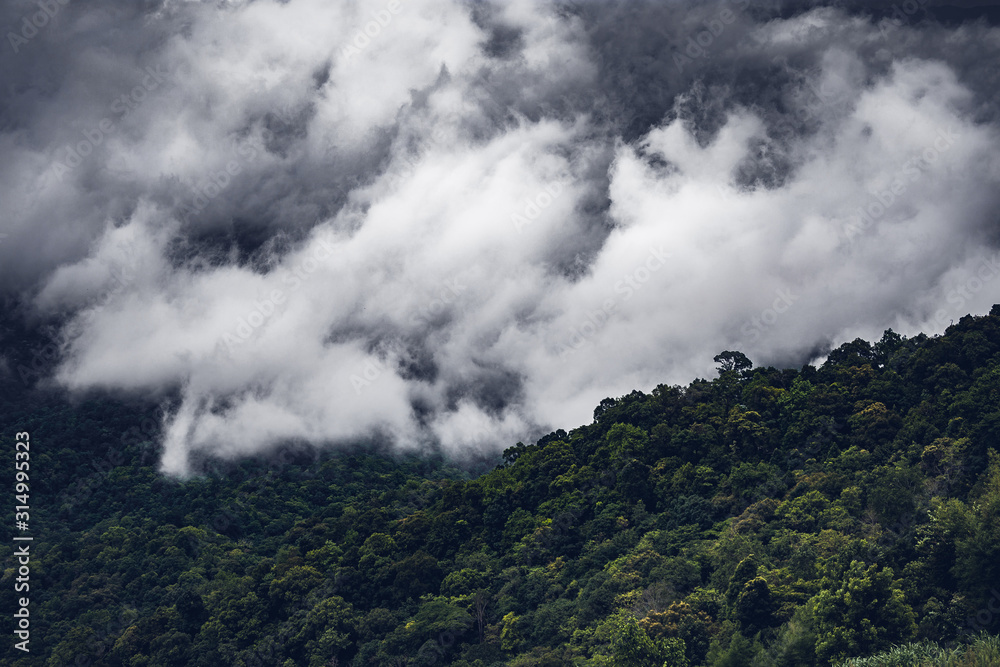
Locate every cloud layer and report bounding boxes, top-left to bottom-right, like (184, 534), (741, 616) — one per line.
(2, 0), (1000, 474)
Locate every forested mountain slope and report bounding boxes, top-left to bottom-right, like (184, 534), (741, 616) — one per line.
(3, 306), (1000, 666)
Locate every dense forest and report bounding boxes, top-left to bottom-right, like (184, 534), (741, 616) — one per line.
(3, 306), (1000, 666)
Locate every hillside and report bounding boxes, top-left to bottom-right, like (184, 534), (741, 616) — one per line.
(3, 306), (1000, 666)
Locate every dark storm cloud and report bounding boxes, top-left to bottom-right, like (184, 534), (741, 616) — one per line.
(2, 0), (999, 474)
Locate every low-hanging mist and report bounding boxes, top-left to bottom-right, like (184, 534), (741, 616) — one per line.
(2, 0), (1000, 474)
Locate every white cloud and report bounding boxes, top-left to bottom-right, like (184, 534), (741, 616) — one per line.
(3, 1), (1000, 474)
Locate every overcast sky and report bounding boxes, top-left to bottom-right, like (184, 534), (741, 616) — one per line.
(2, 0), (999, 474)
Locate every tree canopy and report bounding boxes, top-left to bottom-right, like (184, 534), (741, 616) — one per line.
(3, 307), (1000, 665)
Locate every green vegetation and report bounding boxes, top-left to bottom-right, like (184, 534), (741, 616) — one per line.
(3, 306), (1000, 666)
(836, 634), (1000, 666)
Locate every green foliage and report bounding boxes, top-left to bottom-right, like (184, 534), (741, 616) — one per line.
(706, 632), (759, 667)
(835, 633), (1000, 666)
(952, 452), (1000, 602)
(726, 554), (759, 603)
(813, 561), (917, 664)
(4, 306), (1000, 665)
(735, 577), (778, 634)
(610, 612), (688, 667)
(607, 423), (652, 459)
